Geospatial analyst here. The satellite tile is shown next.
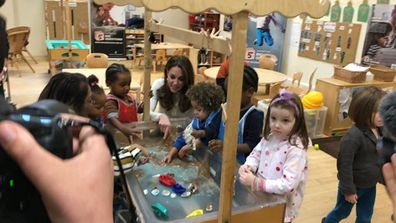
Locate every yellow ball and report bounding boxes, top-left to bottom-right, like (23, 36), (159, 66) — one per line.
(314, 144), (320, 150)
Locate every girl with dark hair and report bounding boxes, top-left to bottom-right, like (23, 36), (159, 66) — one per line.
(239, 89), (309, 223)
(209, 65), (264, 164)
(104, 63), (140, 140)
(150, 55), (195, 138)
(38, 72), (91, 116)
(322, 86), (386, 223)
(86, 74), (106, 125)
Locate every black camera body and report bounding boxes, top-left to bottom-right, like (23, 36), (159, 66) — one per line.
(0, 99), (74, 223)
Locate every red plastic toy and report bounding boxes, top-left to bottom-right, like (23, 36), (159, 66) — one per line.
(159, 173), (176, 187)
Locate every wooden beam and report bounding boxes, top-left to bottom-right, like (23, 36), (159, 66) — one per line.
(150, 22), (231, 55)
(64, 0), (72, 60)
(143, 9), (153, 121)
(218, 11), (248, 223)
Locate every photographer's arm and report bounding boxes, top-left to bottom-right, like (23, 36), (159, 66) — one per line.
(0, 120), (113, 223)
(383, 154), (396, 222)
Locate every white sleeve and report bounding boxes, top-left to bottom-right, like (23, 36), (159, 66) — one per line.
(150, 79), (164, 121)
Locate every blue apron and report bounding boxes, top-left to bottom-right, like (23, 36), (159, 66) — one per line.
(217, 105), (258, 164)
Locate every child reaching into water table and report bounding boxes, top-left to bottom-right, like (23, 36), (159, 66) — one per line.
(162, 82), (224, 163)
(239, 89), (310, 223)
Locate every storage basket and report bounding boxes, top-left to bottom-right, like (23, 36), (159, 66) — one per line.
(369, 65), (396, 82)
(333, 66), (367, 83)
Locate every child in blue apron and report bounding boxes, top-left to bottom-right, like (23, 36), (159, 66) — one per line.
(209, 65), (264, 164)
(162, 82), (224, 163)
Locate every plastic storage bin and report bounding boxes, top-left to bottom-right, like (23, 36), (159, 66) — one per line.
(257, 100), (327, 139)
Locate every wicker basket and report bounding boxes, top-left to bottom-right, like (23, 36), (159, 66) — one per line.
(369, 65), (396, 82)
(333, 66), (367, 83)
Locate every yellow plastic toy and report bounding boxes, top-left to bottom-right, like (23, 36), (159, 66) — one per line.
(186, 209), (204, 218)
(302, 91), (324, 109)
(314, 144), (320, 151)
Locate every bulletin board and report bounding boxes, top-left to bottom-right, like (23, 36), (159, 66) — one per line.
(298, 19), (361, 66)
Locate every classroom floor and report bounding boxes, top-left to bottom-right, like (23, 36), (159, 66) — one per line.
(5, 57), (393, 223)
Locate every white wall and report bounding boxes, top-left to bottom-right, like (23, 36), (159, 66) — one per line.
(281, 0), (396, 87)
(152, 8), (189, 43)
(0, 0), (47, 56)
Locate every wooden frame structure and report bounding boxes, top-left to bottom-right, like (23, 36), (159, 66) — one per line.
(94, 0), (330, 222)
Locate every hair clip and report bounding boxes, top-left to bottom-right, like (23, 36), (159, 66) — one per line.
(271, 89), (300, 117)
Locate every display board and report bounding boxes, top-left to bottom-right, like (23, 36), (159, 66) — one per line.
(298, 20), (361, 66)
(245, 13), (287, 71)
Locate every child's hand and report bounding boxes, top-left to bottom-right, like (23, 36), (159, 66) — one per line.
(208, 139), (223, 152)
(178, 145), (192, 159)
(191, 130), (204, 138)
(120, 124), (142, 139)
(239, 169), (256, 188)
(344, 194), (358, 204)
(238, 165), (252, 176)
(162, 154), (173, 164)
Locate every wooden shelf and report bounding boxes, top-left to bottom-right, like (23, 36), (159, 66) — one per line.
(124, 29), (163, 59)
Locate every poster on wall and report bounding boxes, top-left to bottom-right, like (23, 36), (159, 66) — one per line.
(361, 4), (396, 67)
(246, 13), (287, 71)
(90, 2), (126, 58)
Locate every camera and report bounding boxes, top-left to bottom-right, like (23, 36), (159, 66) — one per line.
(0, 99), (76, 222)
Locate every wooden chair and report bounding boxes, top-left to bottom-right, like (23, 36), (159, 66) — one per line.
(152, 49), (167, 72)
(85, 53), (109, 68)
(259, 54), (277, 70)
(6, 26), (37, 64)
(281, 71), (303, 88)
(287, 68), (317, 96)
(173, 48), (185, 56)
(7, 29), (35, 73)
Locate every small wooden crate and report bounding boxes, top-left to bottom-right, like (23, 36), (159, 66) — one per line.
(333, 66), (367, 83)
(369, 65), (396, 82)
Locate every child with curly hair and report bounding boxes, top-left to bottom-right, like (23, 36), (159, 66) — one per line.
(162, 82), (224, 163)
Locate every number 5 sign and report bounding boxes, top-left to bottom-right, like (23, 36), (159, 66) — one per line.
(245, 48), (256, 60)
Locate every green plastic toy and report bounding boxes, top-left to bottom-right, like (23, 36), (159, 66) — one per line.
(152, 202), (168, 218)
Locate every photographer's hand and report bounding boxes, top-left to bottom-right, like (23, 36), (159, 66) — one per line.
(0, 120), (113, 223)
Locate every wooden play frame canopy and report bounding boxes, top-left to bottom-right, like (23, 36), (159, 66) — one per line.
(94, 1), (330, 222)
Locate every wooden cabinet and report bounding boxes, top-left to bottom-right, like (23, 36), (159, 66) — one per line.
(124, 29), (162, 59)
(316, 78), (396, 136)
(189, 12), (220, 32)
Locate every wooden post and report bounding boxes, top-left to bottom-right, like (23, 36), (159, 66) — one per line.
(218, 11), (248, 223)
(64, 0), (72, 61)
(143, 9), (153, 121)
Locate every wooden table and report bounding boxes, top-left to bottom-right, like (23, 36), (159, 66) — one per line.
(62, 68), (142, 102)
(204, 66), (287, 85)
(204, 66), (287, 93)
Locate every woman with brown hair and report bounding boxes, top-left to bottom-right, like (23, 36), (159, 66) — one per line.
(150, 55), (195, 138)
